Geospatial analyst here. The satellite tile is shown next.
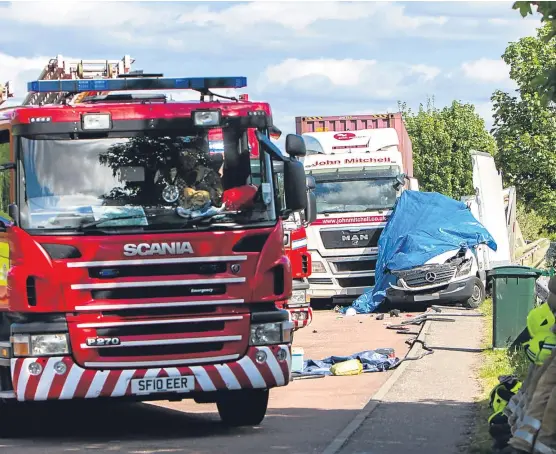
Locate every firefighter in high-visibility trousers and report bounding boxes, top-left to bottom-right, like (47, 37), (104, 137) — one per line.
(505, 303), (555, 429)
(488, 376), (522, 450)
(504, 277), (556, 454)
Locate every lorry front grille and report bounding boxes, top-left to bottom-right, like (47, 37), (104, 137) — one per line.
(320, 228), (382, 249)
(395, 264), (456, 288)
(337, 276), (375, 288)
(332, 259), (376, 273)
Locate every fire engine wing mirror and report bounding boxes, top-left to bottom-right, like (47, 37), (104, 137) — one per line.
(284, 160), (307, 213)
(285, 134), (307, 158)
(256, 130), (288, 162)
(306, 175), (316, 191)
(305, 191), (317, 224)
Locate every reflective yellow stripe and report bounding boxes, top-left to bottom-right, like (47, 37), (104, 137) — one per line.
(0, 241), (9, 287)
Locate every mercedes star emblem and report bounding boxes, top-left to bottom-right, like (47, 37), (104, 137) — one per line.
(425, 272), (437, 283)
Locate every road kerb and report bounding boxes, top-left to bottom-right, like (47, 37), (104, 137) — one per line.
(321, 319), (433, 454)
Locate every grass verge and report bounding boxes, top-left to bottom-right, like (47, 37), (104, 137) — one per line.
(468, 298), (530, 454)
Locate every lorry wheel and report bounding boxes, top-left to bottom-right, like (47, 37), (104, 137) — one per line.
(217, 389), (269, 427)
(464, 278), (485, 309)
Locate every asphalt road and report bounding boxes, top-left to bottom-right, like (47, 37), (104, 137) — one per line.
(0, 311), (414, 454)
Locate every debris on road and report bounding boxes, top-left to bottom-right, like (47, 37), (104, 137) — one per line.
(298, 349), (399, 376)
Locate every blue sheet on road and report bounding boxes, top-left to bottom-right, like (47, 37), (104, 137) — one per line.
(346, 190), (497, 314)
(301, 350), (399, 375)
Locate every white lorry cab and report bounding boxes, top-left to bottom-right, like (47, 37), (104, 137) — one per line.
(301, 128), (417, 304)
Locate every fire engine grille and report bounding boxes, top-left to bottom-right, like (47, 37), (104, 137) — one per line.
(332, 259), (376, 273)
(395, 264), (456, 288)
(89, 262), (227, 279)
(91, 284), (226, 300)
(320, 229), (382, 249)
(337, 276), (375, 288)
(69, 309), (249, 368)
(97, 342), (224, 358)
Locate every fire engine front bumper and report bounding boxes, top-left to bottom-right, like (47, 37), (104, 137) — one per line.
(9, 345), (291, 402)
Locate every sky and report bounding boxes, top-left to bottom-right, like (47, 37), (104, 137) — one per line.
(0, 0), (542, 145)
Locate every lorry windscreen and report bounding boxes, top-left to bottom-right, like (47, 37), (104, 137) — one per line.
(311, 167), (399, 214)
(18, 132), (274, 232)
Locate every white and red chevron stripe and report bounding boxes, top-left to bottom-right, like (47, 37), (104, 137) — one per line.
(289, 307), (313, 330)
(10, 345), (291, 402)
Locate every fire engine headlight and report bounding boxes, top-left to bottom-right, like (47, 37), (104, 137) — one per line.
(455, 259), (473, 278)
(249, 322), (293, 346)
(193, 110), (222, 127)
(12, 333), (70, 357)
(312, 261), (326, 273)
(289, 290), (307, 307)
(82, 113), (111, 130)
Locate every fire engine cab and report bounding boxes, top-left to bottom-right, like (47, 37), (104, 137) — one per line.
(0, 57), (309, 428)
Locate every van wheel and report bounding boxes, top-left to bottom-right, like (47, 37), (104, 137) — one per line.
(217, 389), (269, 427)
(464, 277), (485, 309)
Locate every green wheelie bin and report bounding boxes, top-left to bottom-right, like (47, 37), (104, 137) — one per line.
(489, 265), (542, 348)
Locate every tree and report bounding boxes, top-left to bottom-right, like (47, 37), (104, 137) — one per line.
(513, 2), (556, 103)
(491, 25), (556, 227)
(399, 98), (497, 200)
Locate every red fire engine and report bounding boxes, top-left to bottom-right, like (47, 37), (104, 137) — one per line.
(208, 121), (315, 330)
(0, 56), (310, 427)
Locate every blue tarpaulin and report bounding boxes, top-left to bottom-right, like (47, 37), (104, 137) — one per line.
(346, 190), (497, 314)
(301, 350), (399, 375)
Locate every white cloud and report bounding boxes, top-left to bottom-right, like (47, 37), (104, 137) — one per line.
(410, 64), (442, 82)
(461, 58), (512, 84)
(0, 53), (52, 100)
(259, 58), (440, 101)
(261, 58), (377, 88)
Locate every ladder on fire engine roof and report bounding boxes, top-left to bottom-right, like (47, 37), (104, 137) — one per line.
(0, 81), (13, 106)
(22, 54), (134, 106)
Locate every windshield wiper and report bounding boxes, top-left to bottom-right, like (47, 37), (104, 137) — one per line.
(79, 214), (155, 230)
(320, 209), (344, 214)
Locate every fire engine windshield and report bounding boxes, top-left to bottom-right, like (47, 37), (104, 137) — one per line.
(18, 132), (274, 232)
(310, 166), (400, 214)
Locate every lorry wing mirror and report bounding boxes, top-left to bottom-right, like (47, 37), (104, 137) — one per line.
(306, 175), (316, 191)
(285, 134), (307, 158)
(408, 177), (419, 191)
(284, 159), (307, 213)
(305, 191), (317, 225)
(395, 174), (406, 187)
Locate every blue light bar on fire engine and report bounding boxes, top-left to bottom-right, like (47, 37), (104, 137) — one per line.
(26, 76), (247, 94)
